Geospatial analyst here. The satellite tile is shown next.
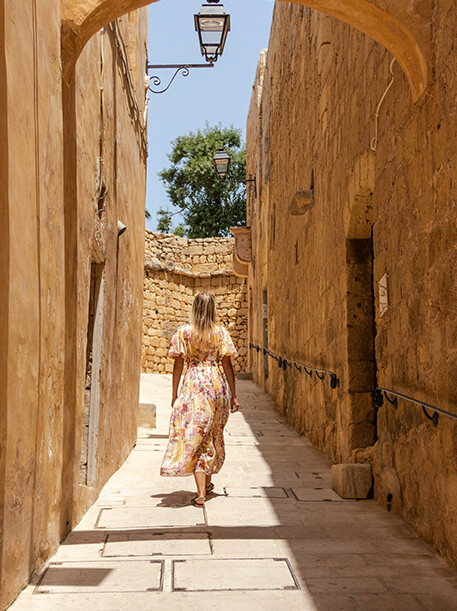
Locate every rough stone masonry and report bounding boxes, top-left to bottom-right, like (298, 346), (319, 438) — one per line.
(247, 3), (457, 571)
(142, 231), (248, 375)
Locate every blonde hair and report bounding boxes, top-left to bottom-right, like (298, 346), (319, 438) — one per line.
(191, 292), (216, 347)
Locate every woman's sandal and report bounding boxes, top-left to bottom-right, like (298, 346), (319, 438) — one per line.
(206, 482), (215, 494)
(191, 496), (205, 508)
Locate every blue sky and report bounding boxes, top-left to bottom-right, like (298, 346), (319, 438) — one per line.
(145, 0), (275, 231)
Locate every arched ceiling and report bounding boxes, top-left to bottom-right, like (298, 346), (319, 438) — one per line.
(60, 0), (429, 101)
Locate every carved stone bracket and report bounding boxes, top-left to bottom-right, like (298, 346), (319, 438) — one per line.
(230, 226), (252, 263)
(230, 226), (251, 278)
(232, 256), (249, 278)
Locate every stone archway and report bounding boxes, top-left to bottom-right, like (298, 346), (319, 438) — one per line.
(281, 0), (429, 102)
(61, 0), (159, 80)
(61, 0), (429, 100)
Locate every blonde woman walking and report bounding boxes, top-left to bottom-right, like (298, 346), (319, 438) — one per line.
(160, 292), (239, 507)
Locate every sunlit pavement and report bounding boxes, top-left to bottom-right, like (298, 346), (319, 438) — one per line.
(11, 374), (457, 610)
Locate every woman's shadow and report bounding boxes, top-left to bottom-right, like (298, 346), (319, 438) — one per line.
(150, 490), (223, 507)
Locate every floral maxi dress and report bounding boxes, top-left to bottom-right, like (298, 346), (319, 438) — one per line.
(160, 324), (238, 477)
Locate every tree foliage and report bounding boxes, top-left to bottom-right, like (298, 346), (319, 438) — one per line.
(156, 207), (186, 237)
(158, 123), (246, 238)
(156, 207), (173, 233)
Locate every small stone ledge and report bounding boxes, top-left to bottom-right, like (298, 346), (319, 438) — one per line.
(332, 463), (372, 499)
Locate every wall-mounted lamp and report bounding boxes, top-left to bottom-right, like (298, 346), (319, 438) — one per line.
(212, 148), (257, 197)
(194, 1), (230, 63)
(117, 220), (127, 237)
(213, 148), (231, 181)
(147, 1), (230, 94)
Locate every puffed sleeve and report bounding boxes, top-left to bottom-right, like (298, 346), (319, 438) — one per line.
(167, 326), (187, 359)
(219, 326), (238, 358)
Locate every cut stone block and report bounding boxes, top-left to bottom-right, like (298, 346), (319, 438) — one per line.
(138, 403), (156, 428)
(332, 463), (372, 499)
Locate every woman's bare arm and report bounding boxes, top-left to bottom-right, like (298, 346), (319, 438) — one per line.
(171, 356), (184, 406)
(222, 356), (240, 412)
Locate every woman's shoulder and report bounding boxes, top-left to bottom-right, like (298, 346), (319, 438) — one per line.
(177, 323), (192, 335)
(214, 324), (230, 339)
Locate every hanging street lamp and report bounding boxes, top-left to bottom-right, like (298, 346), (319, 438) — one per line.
(194, 1), (231, 64)
(213, 148), (231, 182)
(212, 149), (257, 197)
(147, 0), (230, 94)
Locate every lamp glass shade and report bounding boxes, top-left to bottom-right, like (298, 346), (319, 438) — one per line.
(194, 3), (230, 63)
(213, 148), (231, 181)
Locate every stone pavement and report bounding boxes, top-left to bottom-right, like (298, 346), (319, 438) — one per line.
(11, 375), (457, 610)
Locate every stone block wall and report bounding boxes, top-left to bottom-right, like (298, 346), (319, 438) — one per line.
(142, 231), (248, 375)
(247, 3), (457, 569)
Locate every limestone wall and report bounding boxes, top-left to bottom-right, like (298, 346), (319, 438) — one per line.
(0, 5), (147, 607)
(142, 231), (248, 375)
(248, 4), (457, 568)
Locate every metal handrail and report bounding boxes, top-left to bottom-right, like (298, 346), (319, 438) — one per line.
(249, 341), (455, 427)
(375, 387), (457, 427)
(249, 343), (339, 389)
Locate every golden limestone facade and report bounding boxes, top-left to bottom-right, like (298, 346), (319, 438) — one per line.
(1, 2), (147, 606)
(142, 231), (248, 375)
(247, 4), (457, 569)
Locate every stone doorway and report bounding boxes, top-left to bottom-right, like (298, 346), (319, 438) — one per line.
(345, 234), (377, 452)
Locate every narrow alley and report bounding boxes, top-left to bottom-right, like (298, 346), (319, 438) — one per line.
(11, 375), (457, 610)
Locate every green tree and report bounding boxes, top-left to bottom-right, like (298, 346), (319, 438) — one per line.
(156, 207), (186, 236)
(158, 123), (247, 238)
(156, 207), (173, 233)
(173, 224), (186, 237)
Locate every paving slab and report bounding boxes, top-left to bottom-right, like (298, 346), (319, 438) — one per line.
(11, 374), (457, 610)
(224, 486), (288, 498)
(172, 557), (300, 592)
(35, 560), (163, 593)
(290, 487), (343, 502)
(102, 530), (212, 557)
(95, 506), (206, 529)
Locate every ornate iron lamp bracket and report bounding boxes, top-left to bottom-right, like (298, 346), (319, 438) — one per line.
(147, 63), (214, 95)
